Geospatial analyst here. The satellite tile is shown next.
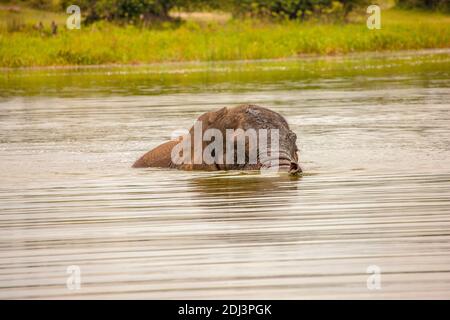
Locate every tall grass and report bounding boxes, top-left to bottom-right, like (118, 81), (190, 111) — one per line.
(0, 8), (449, 67)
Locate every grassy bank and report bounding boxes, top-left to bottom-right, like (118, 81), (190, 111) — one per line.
(1, 7), (449, 68)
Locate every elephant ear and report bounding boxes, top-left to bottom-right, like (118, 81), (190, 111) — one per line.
(189, 107), (228, 134)
(182, 107), (229, 170)
(204, 107), (228, 126)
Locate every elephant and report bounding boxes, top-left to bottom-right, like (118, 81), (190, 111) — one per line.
(133, 104), (301, 175)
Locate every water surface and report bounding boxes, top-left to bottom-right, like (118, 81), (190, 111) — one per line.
(1, 50), (450, 299)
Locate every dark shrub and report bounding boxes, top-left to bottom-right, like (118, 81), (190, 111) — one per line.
(60, 0), (179, 23)
(396, 0), (450, 12)
(228, 0), (369, 21)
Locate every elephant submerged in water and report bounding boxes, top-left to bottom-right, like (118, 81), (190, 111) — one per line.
(133, 104), (302, 175)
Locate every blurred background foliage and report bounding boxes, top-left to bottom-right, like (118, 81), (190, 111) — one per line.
(396, 0), (449, 12)
(1, 0), (448, 24)
(1, 0), (448, 67)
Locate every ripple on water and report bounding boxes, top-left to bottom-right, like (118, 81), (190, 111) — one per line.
(0, 55), (450, 299)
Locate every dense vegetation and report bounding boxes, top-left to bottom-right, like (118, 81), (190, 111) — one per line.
(397, 0), (449, 12)
(228, 0), (366, 20)
(59, 0), (179, 23)
(0, 1), (449, 67)
(7, 0), (449, 23)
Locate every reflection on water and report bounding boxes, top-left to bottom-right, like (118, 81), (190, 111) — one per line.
(0, 51), (450, 299)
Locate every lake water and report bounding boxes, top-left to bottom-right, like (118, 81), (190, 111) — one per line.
(1, 50), (449, 299)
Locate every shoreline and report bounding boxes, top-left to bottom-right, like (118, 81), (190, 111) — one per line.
(2, 48), (450, 73)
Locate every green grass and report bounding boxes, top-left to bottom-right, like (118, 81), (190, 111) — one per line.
(0, 7), (449, 68)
